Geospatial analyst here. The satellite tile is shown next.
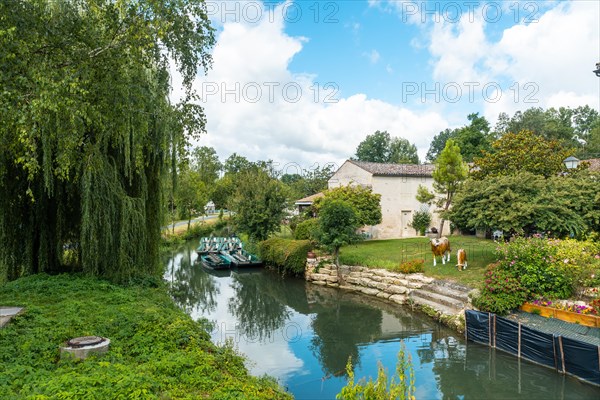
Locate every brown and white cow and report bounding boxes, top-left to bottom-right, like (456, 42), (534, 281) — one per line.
(456, 248), (467, 271)
(430, 237), (451, 266)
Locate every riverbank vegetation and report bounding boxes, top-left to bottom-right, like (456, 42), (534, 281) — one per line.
(0, 274), (290, 399)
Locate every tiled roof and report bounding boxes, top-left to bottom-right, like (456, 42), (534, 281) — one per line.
(294, 192), (325, 204)
(348, 160), (434, 177)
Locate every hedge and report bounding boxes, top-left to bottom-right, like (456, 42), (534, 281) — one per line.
(258, 238), (312, 276)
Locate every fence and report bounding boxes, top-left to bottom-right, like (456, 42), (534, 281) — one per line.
(465, 310), (600, 386)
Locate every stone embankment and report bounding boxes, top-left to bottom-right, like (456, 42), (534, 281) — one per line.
(306, 257), (474, 332)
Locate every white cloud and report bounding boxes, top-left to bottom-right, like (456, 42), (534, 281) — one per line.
(364, 49), (381, 64)
(418, 1), (600, 123)
(172, 1), (449, 168)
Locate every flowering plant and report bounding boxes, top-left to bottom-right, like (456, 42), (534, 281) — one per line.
(531, 297), (600, 315)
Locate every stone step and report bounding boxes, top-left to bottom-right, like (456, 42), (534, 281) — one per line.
(409, 289), (465, 312)
(421, 281), (470, 302)
(408, 295), (462, 317)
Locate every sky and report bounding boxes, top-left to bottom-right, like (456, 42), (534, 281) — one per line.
(171, 0), (600, 173)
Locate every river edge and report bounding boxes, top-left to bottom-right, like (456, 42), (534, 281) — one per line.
(306, 256), (476, 334)
(0, 274), (291, 399)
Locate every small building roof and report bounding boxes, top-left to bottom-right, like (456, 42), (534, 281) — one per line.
(294, 192), (325, 205)
(347, 160), (434, 177)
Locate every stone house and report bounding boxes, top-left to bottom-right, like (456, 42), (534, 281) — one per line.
(326, 160), (449, 239)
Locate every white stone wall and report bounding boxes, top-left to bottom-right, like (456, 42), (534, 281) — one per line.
(328, 162), (450, 239)
(328, 161), (373, 188)
(305, 258), (434, 305)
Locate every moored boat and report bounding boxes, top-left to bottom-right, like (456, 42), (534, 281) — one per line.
(200, 253), (231, 270)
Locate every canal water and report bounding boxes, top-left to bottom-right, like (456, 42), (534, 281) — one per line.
(164, 240), (600, 399)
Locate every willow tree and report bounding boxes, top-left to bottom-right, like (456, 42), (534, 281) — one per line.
(0, 0), (214, 283)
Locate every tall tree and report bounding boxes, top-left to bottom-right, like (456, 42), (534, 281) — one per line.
(191, 146), (222, 186)
(175, 169), (208, 231)
(355, 131), (418, 164)
(223, 153), (253, 175)
(472, 130), (572, 179)
(0, 0), (215, 283)
(317, 199), (360, 266)
(426, 128), (456, 163)
(417, 139), (468, 235)
(426, 113), (492, 162)
(390, 137), (420, 164)
(230, 168), (288, 242)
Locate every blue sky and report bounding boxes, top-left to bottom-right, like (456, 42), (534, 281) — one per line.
(171, 0), (600, 169)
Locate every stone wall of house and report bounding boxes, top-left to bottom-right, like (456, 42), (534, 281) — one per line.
(305, 257), (434, 305)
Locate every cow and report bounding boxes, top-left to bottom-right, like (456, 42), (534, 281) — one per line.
(430, 237), (451, 266)
(456, 248), (467, 271)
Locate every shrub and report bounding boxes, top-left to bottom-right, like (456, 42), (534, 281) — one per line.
(337, 342), (415, 400)
(258, 238), (312, 276)
(408, 210), (431, 236)
(473, 262), (528, 315)
(391, 259), (425, 274)
(293, 218), (319, 241)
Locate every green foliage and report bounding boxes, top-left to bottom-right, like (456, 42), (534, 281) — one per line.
(408, 210), (431, 236)
(294, 218), (320, 242)
(449, 172), (600, 237)
(258, 238), (312, 275)
(176, 169), (208, 222)
(425, 139), (468, 234)
(191, 146), (222, 186)
(337, 343), (415, 400)
(355, 131), (419, 164)
(0, 274), (290, 399)
(317, 199), (361, 264)
(230, 168), (288, 242)
(316, 185), (382, 227)
(282, 164), (335, 200)
(472, 130), (572, 179)
(426, 113), (492, 162)
(473, 262), (529, 315)
(0, 0), (215, 283)
(391, 259), (425, 274)
(476, 237), (600, 314)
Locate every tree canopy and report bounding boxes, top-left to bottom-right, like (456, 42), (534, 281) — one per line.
(316, 199), (360, 265)
(355, 131), (419, 164)
(0, 0), (215, 283)
(448, 172), (600, 237)
(426, 113), (492, 162)
(472, 130), (572, 179)
(315, 185), (382, 227)
(418, 139), (467, 235)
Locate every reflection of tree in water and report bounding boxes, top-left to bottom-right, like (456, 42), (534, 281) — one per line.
(309, 292), (383, 377)
(168, 245), (220, 314)
(227, 271), (291, 342)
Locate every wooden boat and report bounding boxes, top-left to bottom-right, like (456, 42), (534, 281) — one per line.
(200, 253), (231, 270)
(222, 250), (263, 268)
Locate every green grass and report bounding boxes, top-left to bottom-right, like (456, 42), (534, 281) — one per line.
(0, 274), (290, 399)
(339, 236), (498, 287)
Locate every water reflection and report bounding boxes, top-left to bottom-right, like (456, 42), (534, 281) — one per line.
(228, 270), (291, 341)
(165, 245), (219, 314)
(165, 240), (600, 399)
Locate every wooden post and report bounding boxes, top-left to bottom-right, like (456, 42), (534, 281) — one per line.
(517, 322), (521, 358)
(558, 336), (566, 373)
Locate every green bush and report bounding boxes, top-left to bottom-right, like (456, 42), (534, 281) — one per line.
(293, 218), (319, 241)
(391, 259), (425, 274)
(258, 238), (312, 276)
(408, 210), (431, 236)
(474, 262), (529, 315)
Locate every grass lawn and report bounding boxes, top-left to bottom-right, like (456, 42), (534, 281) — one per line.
(0, 274), (290, 399)
(339, 235), (499, 287)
